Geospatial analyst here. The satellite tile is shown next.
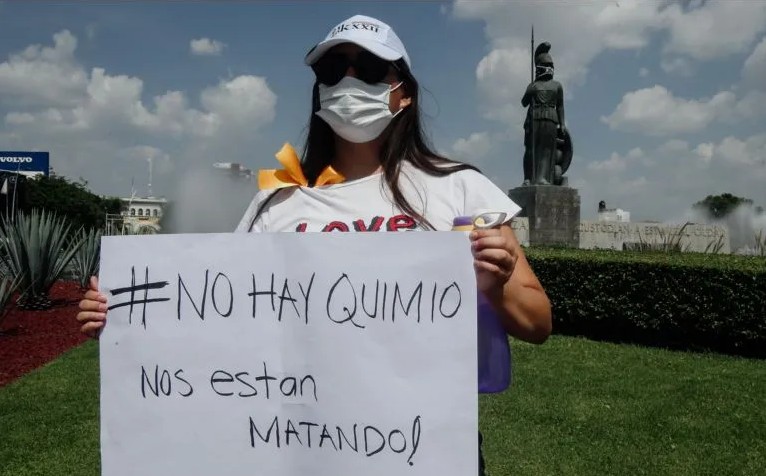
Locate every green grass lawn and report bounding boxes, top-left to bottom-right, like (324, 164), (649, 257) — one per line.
(481, 337), (766, 476)
(1, 336), (764, 475)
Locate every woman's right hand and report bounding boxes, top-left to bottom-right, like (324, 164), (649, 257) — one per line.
(77, 276), (108, 339)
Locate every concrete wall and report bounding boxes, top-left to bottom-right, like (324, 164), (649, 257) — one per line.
(510, 218), (730, 253)
(510, 218), (530, 246)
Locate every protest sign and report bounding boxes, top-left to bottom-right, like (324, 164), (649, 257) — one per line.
(98, 231), (478, 475)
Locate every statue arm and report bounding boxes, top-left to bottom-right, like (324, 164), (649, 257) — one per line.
(521, 83), (533, 107)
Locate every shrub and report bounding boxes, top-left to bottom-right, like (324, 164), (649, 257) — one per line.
(525, 247), (766, 358)
(18, 175), (122, 231)
(0, 209), (84, 310)
(71, 227), (102, 289)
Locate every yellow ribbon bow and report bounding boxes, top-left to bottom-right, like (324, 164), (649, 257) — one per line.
(257, 143), (344, 190)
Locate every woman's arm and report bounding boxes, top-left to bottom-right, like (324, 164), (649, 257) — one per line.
(471, 225), (552, 344)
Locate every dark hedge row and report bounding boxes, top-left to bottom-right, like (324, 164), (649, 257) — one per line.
(525, 248), (766, 358)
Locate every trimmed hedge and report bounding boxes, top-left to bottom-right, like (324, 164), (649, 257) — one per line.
(525, 247), (766, 358)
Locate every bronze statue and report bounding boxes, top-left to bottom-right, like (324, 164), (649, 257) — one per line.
(522, 41), (572, 186)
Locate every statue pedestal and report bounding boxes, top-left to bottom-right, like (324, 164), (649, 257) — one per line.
(508, 185), (580, 248)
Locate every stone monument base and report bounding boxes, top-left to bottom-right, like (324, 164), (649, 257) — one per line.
(508, 185), (580, 247)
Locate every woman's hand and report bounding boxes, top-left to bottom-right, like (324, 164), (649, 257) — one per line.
(470, 225), (518, 300)
(76, 276), (108, 339)
(469, 224), (552, 344)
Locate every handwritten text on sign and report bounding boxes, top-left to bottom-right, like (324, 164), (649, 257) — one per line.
(98, 231), (478, 476)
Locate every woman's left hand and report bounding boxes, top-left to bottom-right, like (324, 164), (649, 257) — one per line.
(469, 225), (518, 299)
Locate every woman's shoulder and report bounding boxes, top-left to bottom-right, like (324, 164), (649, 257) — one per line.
(398, 159), (497, 192)
(234, 187), (298, 232)
(428, 160), (493, 184)
(410, 159), (522, 218)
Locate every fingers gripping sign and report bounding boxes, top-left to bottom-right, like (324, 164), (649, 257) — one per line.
(76, 276), (109, 339)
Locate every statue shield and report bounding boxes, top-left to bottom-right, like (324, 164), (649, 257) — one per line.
(557, 128), (573, 175)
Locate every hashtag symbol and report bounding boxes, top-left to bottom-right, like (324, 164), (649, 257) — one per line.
(108, 266), (170, 329)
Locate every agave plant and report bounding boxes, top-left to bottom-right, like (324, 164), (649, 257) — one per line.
(0, 273), (22, 332)
(0, 209), (84, 310)
(703, 234), (726, 254)
(656, 222), (692, 252)
(71, 227), (102, 289)
(634, 222), (692, 253)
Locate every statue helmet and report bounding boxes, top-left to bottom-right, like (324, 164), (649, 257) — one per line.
(534, 42), (554, 79)
(534, 42), (554, 67)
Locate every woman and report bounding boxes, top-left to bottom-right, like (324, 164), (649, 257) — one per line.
(77, 13), (552, 475)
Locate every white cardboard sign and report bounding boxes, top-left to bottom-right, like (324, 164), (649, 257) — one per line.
(98, 231), (478, 476)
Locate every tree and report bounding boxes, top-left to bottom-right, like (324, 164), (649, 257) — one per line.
(15, 175), (122, 231)
(692, 193), (753, 220)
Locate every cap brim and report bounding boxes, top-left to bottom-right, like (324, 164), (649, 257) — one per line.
(304, 38), (402, 65)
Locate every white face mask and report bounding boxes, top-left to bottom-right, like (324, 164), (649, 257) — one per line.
(316, 76), (404, 143)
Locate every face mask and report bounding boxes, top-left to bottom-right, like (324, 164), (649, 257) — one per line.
(316, 76), (404, 143)
(535, 65), (554, 79)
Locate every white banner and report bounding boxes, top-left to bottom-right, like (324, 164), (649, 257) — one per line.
(98, 231), (478, 476)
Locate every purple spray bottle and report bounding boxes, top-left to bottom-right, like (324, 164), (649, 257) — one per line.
(453, 213), (513, 394)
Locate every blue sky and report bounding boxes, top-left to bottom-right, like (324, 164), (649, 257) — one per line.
(1, 1), (764, 231)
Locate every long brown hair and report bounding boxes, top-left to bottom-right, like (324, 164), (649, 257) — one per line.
(300, 58), (480, 230)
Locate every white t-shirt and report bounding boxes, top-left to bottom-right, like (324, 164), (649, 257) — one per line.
(236, 161), (521, 233)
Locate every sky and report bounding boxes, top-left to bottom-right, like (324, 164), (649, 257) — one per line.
(0, 0), (765, 232)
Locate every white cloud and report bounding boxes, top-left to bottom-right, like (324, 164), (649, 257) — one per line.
(588, 152), (628, 172)
(601, 85), (735, 136)
(474, 47), (529, 125)
(661, 1), (766, 61)
(742, 36), (766, 90)
(620, 176), (648, 192)
(591, 0), (666, 50)
(119, 145), (170, 163)
(604, 48), (766, 137)
(715, 134), (766, 168)
(574, 133), (766, 221)
(450, 0), (765, 224)
(587, 147), (647, 173)
(453, 1), (766, 129)
(2, 32), (276, 140)
(200, 76), (276, 134)
(731, 90), (766, 120)
(0, 30), (87, 108)
(5, 112), (34, 125)
(4, 68), (266, 140)
(660, 56), (694, 76)
(694, 142), (714, 165)
(190, 37), (226, 56)
(0, 30), (277, 229)
(451, 132), (492, 162)
(658, 139), (689, 155)
(452, 1), (665, 126)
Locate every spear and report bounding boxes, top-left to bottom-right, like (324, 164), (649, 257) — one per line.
(531, 25), (534, 83)
(530, 25), (536, 184)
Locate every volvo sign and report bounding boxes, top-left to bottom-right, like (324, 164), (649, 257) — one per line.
(0, 151), (49, 176)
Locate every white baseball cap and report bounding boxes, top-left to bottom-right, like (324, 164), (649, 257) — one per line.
(304, 14), (411, 67)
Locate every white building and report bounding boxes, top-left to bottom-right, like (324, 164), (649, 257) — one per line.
(597, 200), (630, 222)
(119, 196), (168, 234)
